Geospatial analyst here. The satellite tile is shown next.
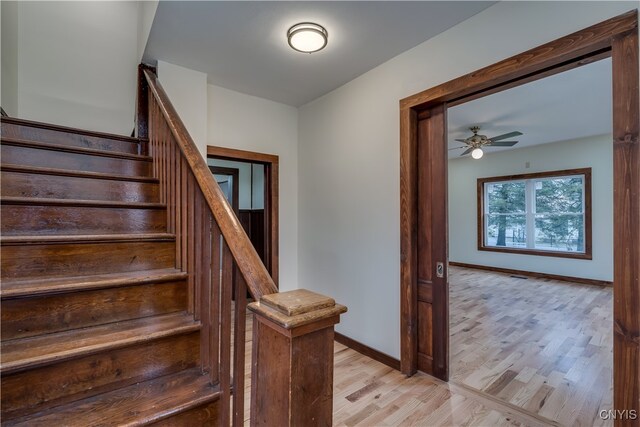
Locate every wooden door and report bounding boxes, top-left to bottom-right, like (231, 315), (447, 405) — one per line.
(416, 105), (449, 380)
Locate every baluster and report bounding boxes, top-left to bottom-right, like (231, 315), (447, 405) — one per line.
(158, 117), (164, 205)
(180, 157), (188, 270)
(162, 120), (168, 205)
(154, 102), (159, 179)
(210, 220), (222, 385)
(148, 98), (154, 177)
(153, 100), (158, 178)
(170, 137), (176, 235)
(175, 146), (182, 269)
(233, 264), (247, 426)
(194, 190), (203, 321)
(167, 134), (175, 233)
(199, 204), (212, 374)
(174, 144), (182, 270)
(187, 172), (196, 315)
(220, 238), (233, 426)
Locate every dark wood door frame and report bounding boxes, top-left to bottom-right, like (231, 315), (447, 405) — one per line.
(400, 9), (638, 416)
(207, 145), (280, 286)
(209, 166), (240, 215)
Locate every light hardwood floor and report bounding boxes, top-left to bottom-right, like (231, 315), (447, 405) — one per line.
(240, 311), (554, 426)
(449, 266), (613, 427)
(239, 266), (612, 426)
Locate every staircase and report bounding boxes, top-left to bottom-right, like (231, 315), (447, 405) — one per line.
(0, 118), (222, 425)
(0, 66), (345, 426)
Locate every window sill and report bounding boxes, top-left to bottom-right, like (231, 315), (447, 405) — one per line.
(478, 245), (592, 260)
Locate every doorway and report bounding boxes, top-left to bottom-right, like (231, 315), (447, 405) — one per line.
(399, 9), (638, 417)
(210, 166), (240, 214)
(207, 145), (279, 286)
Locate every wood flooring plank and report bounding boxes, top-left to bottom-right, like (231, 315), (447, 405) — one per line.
(448, 266), (612, 426)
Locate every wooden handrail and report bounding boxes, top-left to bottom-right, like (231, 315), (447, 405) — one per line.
(140, 66), (344, 426)
(142, 69), (278, 300)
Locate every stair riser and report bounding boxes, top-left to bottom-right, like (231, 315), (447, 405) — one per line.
(1, 145), (151, 177)
(1, 241), (175, 280)
(1, 205), (168, 235)
(150, 401), (220, 426)
(1, 122), (140, 154)
(2, 280), (188, 341)
(1, 332), (200, 420)
(1, 171), (159, 202)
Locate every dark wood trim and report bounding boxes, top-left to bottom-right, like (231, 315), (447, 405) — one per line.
(400, 108), (418, 375)
(445, 50), (612, 109)
(612, 23), (640, 416)
(400, 11), (639, 419)
(334, 332), (400, 371)
(207, 145), (278, 165)
(0, 116), (139, 143)
(208, 166), (240, 215)
(477, 168), (593, 260)
(207, 146), (280, 287)
(136, 64), (156, 151)
(476, 167), (593, 183)
(400, 10), (637, 110)
(448, 261), (612, 287)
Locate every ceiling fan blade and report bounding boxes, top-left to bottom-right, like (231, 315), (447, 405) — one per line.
(454, 139), (467, 142)
(487, 141), (518, 147)
(460, 147), (473, 156)
(449, 146), (467, 150)
(489, 131), (523, 141)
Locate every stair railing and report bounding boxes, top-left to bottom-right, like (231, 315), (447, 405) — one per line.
(136, 65), (346, 426)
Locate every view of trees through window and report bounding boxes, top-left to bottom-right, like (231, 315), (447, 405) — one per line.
(483, 172), (587, 253)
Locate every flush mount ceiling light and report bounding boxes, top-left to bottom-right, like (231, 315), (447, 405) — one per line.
(287, 22), (328, 53)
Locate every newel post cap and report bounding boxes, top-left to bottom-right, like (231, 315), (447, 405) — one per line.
(248, 289), (347, 330)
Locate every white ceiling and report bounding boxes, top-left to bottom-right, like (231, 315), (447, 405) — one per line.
(143, 1), (495, 106)
(448, 57), (612, 159)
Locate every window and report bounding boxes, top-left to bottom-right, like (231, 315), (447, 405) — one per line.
(478, 168), (592, 259)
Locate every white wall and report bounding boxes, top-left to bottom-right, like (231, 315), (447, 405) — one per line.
(252, 164), (265, 210)
(297, 2), (637, 359)
(157, 60), (208, 158)
(5, 1), (140, 135)
(449, 135), (613, 282)
(137, 1), (158, 62)
(208, 84), (299, 291)
(1, 1), (19, 116)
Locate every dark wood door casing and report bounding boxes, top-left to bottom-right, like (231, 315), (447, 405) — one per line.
(400, 10), (639, 421)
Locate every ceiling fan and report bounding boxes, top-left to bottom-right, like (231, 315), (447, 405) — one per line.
(450, 126), (523, 159)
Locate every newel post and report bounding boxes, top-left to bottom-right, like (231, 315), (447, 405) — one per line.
(248, 289), (347, 426)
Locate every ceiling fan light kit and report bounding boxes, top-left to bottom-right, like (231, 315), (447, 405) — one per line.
(471, 148), (484, 159)
(451, 126), (523, 159)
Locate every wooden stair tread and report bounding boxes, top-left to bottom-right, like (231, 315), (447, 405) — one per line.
(1, 268), (188, 299)
(1, 233), (175, 245)
(3, 367), (220, 427)
(1, 137), (152, 161)
(1, 196), (165, 209)
(0, 163), (159, 183)
(1, 312), (200, 374)
(1, 116), (141, 144)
